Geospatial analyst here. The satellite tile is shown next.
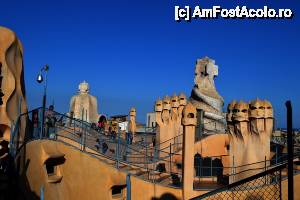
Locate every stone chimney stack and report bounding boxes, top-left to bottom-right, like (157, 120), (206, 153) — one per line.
(182, 103), (197, 199)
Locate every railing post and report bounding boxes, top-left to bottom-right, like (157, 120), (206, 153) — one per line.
(41, 91), (46, 139)
(154, 143), (157, 163)
(81, 109), (84, 151)
(54, 117), (57, 140)
(210, 157), (213, 177)
(276, 144), (278, 164)
(285, 100), (294, 200)
(173, 137), (176, 151)
(146, 138), (149, 179)
(73, 117), (75, 135)
(83, 124), (86, 151)
(9, 122), (15, 156)
(233, 155), (235, 182)
(265, 156), (267, 184)
(126, 174), (131, 200)
(169, 143), (172, 173)
(125, 132), (128, 161)
(116, 127), (120, 169)
(40, 185), (44, 200)
(15, 118), (21, 156)
(279, 168), (282, 200)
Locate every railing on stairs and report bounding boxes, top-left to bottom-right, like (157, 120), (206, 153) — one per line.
(9, 107), (300, 191)
(9, 108), (183, 187)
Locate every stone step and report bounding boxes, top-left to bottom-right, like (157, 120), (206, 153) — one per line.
(119, 165), (134, 171)
(135, 169), (148, 176)
(104, 159), (116, 165)
(156, 174), (171, 183)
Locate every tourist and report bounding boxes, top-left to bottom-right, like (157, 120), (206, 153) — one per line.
(97, 115), (107, 133)
(126, 132), (131, 145)
(111, 120), (118, 140)
(111, 130), (117, 140)
(97, 118), (101, 130)
(45, 105), (56, 139)
(102, 142), (108, 154)
(129, 132), (132, 144)
(108, 126), (112, 138)
(32, 109), (39, 138)
(152, 137), (156, 147)
(108, 127), (114, 139)
(96, 136), (108, 154)
(68, 111), (74, 127)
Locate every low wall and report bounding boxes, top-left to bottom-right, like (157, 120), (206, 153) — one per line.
(17, 139), (186, 200)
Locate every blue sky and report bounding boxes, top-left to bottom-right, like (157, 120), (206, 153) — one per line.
(1, 0), (299, 128)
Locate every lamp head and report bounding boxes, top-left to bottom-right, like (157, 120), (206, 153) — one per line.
(37, 72), (43, 83)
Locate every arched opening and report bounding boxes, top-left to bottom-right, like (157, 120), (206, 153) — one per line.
(111, 185), (126, 199)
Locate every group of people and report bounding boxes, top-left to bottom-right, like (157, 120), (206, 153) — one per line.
(45, 105), (57, 139)
(32, 105), (57, 139)
(94, 115), (136, 156)
(95, 116), (119, 140)
(126, 132), (133, 145)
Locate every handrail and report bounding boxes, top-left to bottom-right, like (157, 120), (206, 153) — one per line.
(10, 107), (300, 189)
(191, 163), (286, 200)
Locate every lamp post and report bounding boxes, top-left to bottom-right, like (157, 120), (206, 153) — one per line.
(37, 64), (49, 139)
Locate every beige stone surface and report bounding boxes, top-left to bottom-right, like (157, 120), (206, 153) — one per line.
(182, 103), (197, 199)
(190, 56), (225, 132)
(0, 26), (27, 142)
(19, 130), (294, 200)
(156, 96), (173, 154)
(69, 81), (99, 123)
(19, 139), (187, 200)
(155, 94), (186, 153)
(227, 99), (274, 182)
(177, 93), (187, 148)
(19, 140), (127, 200)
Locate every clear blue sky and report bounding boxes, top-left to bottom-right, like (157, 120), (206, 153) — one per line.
(1, 0), (299, 128)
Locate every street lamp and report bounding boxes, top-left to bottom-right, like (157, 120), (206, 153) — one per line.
(37, 64), (49, 139)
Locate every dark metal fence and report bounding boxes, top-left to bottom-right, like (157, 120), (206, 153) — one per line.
(191, 163), (285, 200)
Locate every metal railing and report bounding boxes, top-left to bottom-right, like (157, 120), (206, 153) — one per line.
(9, 108), (183, 187)
(192, 143), (299, 187)
(9, 107), (300, 191)
(191, 163), (286, 200)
